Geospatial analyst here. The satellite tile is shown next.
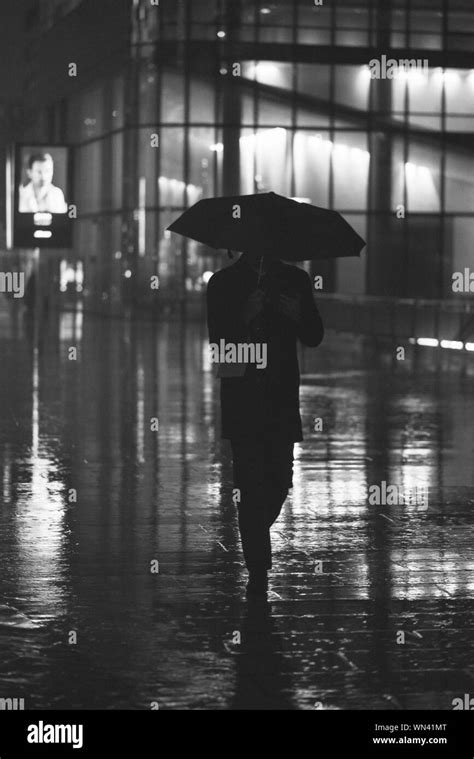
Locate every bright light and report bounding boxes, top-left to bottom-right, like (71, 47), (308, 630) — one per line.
(465, 342), (474, 351)
(405, 161), (431, 179)
(440, 340), (463, 350)
(434, 68), (459, 86)
(34, 231), (52, 239)
(397, 66), (426, 84)
(333, 144), (350, 159)
(210, 143), (224, 153)
(33, 212), (52, 226)
(260, 7), (272, 14)
(202, 271), (214, 284)
(217, 30), (226, 38)
(417, 338), (439, 347)
(124, 270), (132, 279)
(248, 62), (282, 86)
(361, 65), (372, 81)
(311, 134), (332, 151)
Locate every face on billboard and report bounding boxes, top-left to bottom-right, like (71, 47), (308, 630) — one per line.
(11, 145), (72, 248)
(18, 147), (68, 215)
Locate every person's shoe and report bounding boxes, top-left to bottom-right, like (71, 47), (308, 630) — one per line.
(246, 568), (268, 598)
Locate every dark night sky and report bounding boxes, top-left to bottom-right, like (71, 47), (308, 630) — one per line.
(0, 0), (27, 102)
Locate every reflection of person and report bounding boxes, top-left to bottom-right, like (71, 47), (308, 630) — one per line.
(207, 248), (324, 597)
(19, 152), (67, 213)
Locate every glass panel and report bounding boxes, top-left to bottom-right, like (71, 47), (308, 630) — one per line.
(258, 3), (293, 44)
(159, 128), (185, 207)
(254, 127), (290, 195)
(409, 33), (442, 49)
(241, 61), (293, 90)
(335, 65), (370, 111)
(447, 33), (474, 51)
(445, 69), (474, 114)
(138, 129), (160, 207)
(448, 10), (474, 31)
(297, 64), (330, 100)
(408, 114), (441, 130)
(110, 133), (123, 210)
(335, 6), (369, 29)
(240, 127), (257, 195)
(161, 69), (185, 123)
(406, 144), (441, 213)
(445, 151), (474, 212)
(293, 131), (330, 207)
(240, 127), (290, 196)
(189, 127), (216, 200)
(336, 214), (367, 294)
(76, 141), (102, 213)
(190, 76), (215, 123)
(335, 30), (369, 45)
(110, 76), (124, 130)
(298, 2), (332, 45)
(452, 216), (474, 276)
(333, 132), (370, 211)
(257, 95), (292, 127)
(139, 61), (159, 123)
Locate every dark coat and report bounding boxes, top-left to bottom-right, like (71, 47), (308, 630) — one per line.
(207, 256), (324, 441)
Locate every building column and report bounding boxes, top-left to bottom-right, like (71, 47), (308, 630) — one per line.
(222, 0), (242, 197)
(367, 0), (395, 296)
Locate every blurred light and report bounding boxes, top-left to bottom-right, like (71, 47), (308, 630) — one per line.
(249, 62), (280, 82)
(33, 212), (52, 226)
(34, 231), (52, 239)
(440, 340), (463, 350)
(202, 271), (214, 285)
(397, 66), (426, 84)
(465, 343), (474, 351)
(115, 251), (122, 259)
(361, 65), (372, 81)
(164, 230), (171, 239)
(210, 143), (224, 153)
(417, 337), (439, 347)
(260, 7), (272, 14)
(434, 68), (459, 86)
(124, 270), (132, 279)
(217, 30), (226, 38)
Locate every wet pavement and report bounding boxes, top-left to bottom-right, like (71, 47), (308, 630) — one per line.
(0, 301), (473, 710)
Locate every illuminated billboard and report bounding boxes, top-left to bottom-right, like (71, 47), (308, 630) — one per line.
(8, 144), (73, 248)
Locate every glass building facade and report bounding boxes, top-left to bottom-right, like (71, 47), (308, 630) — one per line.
(25, 0), (474, 307)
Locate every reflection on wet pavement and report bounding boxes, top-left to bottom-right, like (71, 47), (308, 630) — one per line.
(0, 305), (473, 710)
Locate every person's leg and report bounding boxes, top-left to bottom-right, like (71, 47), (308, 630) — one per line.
(263, 438), (294, 528)
(230, 438), (271, 571)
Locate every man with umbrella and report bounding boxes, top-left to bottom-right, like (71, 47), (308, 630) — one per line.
(168, 192), (365, 597)
(207, 243), (324, 596)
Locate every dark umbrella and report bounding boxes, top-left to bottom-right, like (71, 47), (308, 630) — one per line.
(167, 191), (366, 262)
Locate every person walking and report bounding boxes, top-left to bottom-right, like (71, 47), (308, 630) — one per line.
(207, 247), (324, 597)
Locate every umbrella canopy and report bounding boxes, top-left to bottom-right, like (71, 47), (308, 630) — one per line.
(167, 191), (365, 261)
